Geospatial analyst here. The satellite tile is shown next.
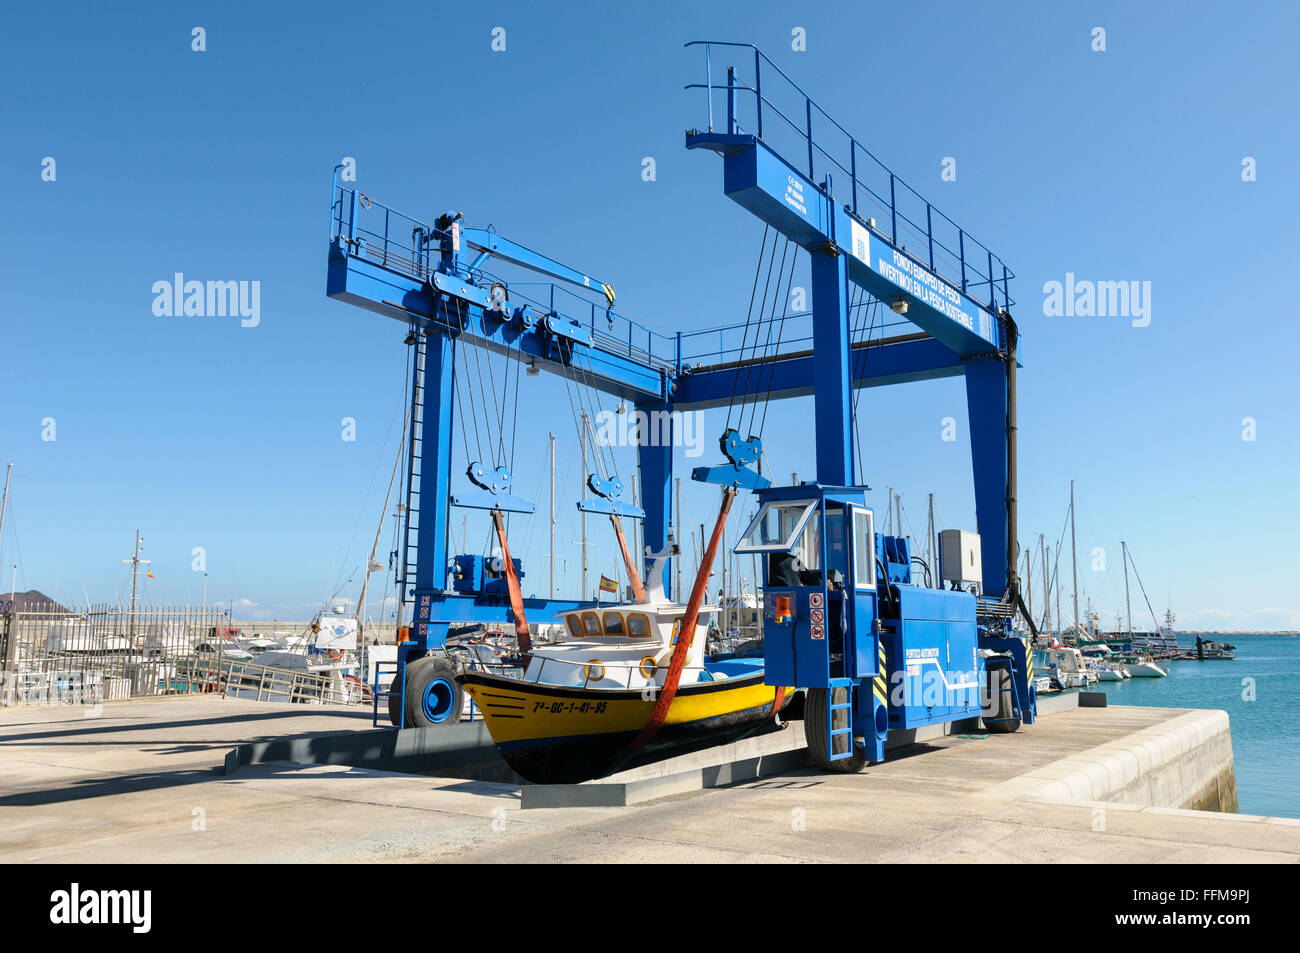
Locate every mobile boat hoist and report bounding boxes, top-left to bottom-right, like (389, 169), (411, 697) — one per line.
(324, 41), (1036, 776)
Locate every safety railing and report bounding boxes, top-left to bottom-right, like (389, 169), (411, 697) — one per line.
(525, 651), (717, 690)
(330, 178), (682, 374)
(676, 297), (916, 368)
(685, 41), (1015, 315)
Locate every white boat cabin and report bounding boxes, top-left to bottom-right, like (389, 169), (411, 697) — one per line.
(522, 537), (719, 690)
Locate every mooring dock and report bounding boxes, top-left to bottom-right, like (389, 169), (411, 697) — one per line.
(2, 697), (1297, 863)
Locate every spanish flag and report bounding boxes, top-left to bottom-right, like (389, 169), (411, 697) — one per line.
(146, 571), (157, 579)
(598, 575), (618, 594)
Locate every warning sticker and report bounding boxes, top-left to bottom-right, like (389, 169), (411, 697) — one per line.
(809, 592), (824, 609)
(810, 608), (825, 625)
(811, 624), (825, 640)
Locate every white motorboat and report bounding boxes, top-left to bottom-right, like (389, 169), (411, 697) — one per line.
(1126, 658), (1168, 677)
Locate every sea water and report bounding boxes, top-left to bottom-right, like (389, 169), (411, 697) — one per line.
(1091, 633), (1300, 818)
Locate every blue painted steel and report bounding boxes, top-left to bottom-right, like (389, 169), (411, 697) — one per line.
(690, 136), (1000, 358)
(578, 472), (645, 518)
(983, 636), (1037, 725)
(691, 427), (770, 489)
(326, 191), (672, 402)
(720, 429), (762, 470)
(421, 675), (458, 723)
(410, 591), (592, 626)
(881, 586), (984, 729)
(674, 336), (962, 410)
(811, 252), (854, 485)
(682, 43), (1017, 602)
(372, 660), (403, 728)
(586, 473), (625, 501)
(466, 461), (513, 494)
(413, 331), (455, 611)
(965, 356), (1010, 598)
(690, 461), (771, 490)
(575, 498), (645, 518)
(876, 534), (912, 586)
(459, 227), (616, 305)
(827, 681), (856, 761)
(636, 399), (674, 588)
(449, 491), (536, 514)
(684, 41), (1015, 317)
(451, 555), (487, 595)
(332, 36), (1027, 752)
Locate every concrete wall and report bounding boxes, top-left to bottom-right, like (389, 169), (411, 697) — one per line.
(980, 708), (1238, 813)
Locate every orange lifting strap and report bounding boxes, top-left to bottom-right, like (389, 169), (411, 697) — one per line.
(629, 487), (737, 750)
(491, 509), (532, 655)
(609, 514), (646, 604)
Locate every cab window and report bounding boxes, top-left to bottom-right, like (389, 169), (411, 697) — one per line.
(602, 612), (625, 636)
(627, 613), (652, 638)
(565, 614), (583, 638)
(580, 612), (602, 636)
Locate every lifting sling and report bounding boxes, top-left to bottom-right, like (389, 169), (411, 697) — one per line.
(491, 509), (532, 655)
(609, 514), (646, 604)
(629, 486), (736, 750)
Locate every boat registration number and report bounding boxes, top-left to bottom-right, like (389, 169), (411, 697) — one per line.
(532, 700), (611, 715)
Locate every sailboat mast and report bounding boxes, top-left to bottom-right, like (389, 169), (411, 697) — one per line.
(580, 412), (589, 599)
(0, 463), (11, 575)
(927, 493), (935, 587)
(358, 409), (411, 638)
(1054, 549), (1061, 637)
(1070, 480), (1079, 636)
(549, 432), (556, 600)
(1024, 547), (1033, 621)
(1040, 533), (1049, 632)
(675, 477), (683, 602)
(1122, 540), (1133, 638)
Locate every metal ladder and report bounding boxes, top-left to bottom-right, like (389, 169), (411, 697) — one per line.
(827, 677), (856, 760)
(399, 336), (425, 602)
(373, 659), (405, 728)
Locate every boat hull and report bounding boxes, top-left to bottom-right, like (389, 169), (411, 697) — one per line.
(1127, 663), (1168, 677)
(462, 670), (792, 784)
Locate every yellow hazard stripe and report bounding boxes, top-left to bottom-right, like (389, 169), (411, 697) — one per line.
(874, 640), (888, 706)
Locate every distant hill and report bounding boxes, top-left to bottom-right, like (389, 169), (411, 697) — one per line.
(2, 589), (74, 614)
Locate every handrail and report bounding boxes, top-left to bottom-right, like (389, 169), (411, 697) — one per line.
(528, 651), (714, 691)
(685, 41), (1015, 315)
(330, 184), (682, 372)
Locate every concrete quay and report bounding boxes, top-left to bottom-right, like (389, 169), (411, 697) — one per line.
(1, 694), (1295, 863)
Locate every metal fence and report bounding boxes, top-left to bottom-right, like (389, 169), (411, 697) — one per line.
(0, 604), (357, 708)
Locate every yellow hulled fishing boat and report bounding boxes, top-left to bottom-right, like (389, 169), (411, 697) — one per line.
(462, 537), (791, 783)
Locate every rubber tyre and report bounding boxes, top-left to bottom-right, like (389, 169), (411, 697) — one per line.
(983, 665), (1021, 733)
(805, 686), (867, 773)
(403, 656), (465, 728)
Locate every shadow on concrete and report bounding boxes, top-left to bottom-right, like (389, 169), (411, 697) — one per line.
(0, 766), (223, 807)
(0, 709), (370, 745)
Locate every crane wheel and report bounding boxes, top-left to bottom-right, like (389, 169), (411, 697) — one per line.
(982, 665), (1021, 733)
(402, 656), (465, 727)
(805, 686), (867, 773)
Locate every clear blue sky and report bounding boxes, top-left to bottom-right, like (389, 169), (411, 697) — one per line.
(2, 1), (1296, 630)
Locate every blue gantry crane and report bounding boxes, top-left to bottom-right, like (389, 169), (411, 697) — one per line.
(325, 41), (1035, 768)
